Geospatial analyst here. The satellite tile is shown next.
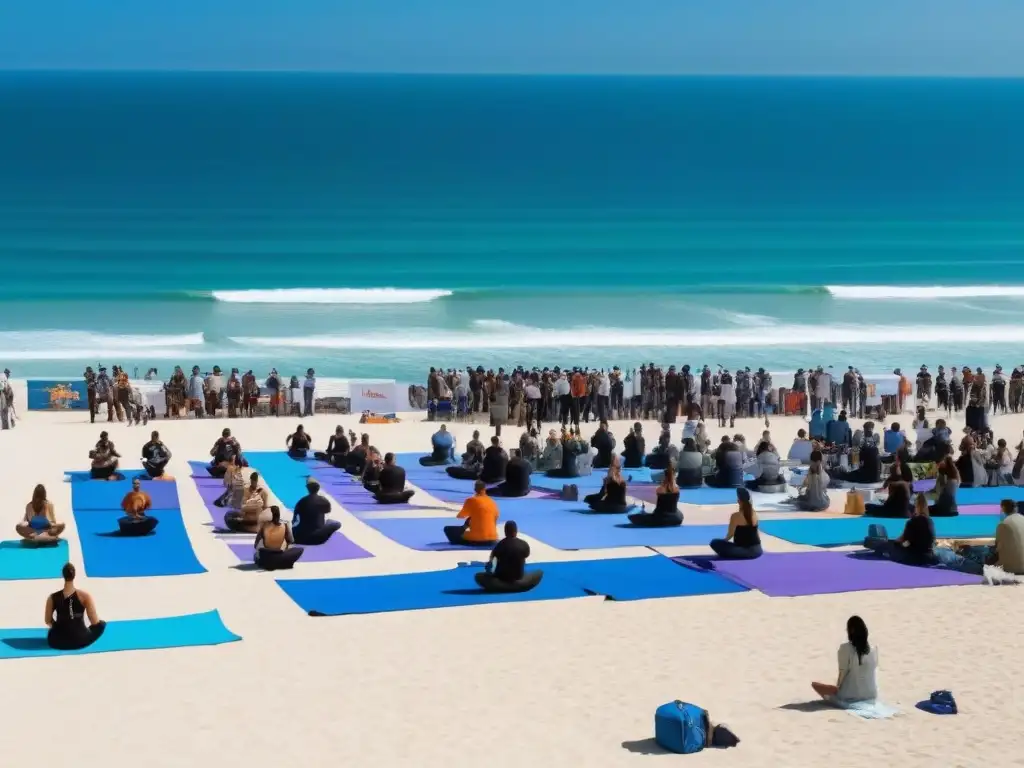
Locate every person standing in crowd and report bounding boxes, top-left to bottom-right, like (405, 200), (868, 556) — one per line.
(791, 368), (807, 416)
(226, 368), (243, 417)
(303, 368), (316, 417)
(991, 365), (1007, 415)
(950, 365), (964, 413)
(242, 369), (259, 417)
(570, 368), (586, 428)
(554, 371), (571, 427)
(205, 366), (223, 417)
(842, 366), (857, 413)
(718, 368), (736, 428)
(935, 365), (949, 414)
(83, 366), (98, 423)
(916, 365), (933, 408)
(188, 366), (205, 419)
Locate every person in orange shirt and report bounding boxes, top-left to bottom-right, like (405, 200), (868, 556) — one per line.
(118, 477), (159, 536)
(570, 370), (587, 428)
(444, 480), (499, 545)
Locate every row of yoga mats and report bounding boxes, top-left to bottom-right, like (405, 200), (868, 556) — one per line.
(0, 610), (239, 660)
(277, 555), (749, 615)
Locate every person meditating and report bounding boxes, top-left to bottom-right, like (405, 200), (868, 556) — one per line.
(709, 488), (762, 559)
(420, 424), (456, 466)
(628, 463), (682, 527)
(286, 425), (312, 458)
(621, 423), (645, 468)
(314, 426), (350, 468)
(644, 429), (678, 470)
(537, 429), (563, 472)
(747, 440), (784, 491)
(119, 477), (159, 536)
(833, 439), (882, 486)
(811, 616), (878, 707)
(141, 431), (172, 479)
(345, 433), (371, 476)
(89, 432), (121, 480)
(447, 443), (484, 480)
(794, 453), (831, 512)
(292, 479), (341, 545)
(45, 563), (106, 651)
(584, 455), (630, 513)
(930, 456), (960, 517)
(865, 493), (937, 565)
(209, 429), (241, 478)
(374, 453), (416, 504)
(706, 437), (744, 488)
(865, 464), (912, 518)
(444, 480), (499, 546)
(253, 506), (304, 570)
(675, 438), (704, 489)
(361, 448), (384, 491)
(224, 472), (270, 533)
(590, 420), (616, 469)
(489, 449), (532, 498)
(474, 521), (543, 592)
(480, 436), (509, 484)
(16, 484), (66, 545)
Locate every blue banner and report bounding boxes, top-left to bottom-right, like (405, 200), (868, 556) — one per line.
(27, 379), (88, 411)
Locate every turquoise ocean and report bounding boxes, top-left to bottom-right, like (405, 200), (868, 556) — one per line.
(2, 72), (1024, 381)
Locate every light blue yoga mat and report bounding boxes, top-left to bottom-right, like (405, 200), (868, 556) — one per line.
(0, 610), (240, 659)
(278, 555), (746, 615)
(73, 509), (206, 578)
(677, 486), (745, 505)
(513, 505), (727, 550)
(955, 486), (1024, 504)
(529, 468), (654, 493)
(0, 540), (69, 581)
(246, 452), (319, 508)
(759, 515), (1004, 548)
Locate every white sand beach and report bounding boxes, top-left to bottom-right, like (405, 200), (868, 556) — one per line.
(1, 397), (1022, 768)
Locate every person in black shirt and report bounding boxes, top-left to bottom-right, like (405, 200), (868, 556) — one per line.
(489, 449), (532, 498)
(209, 429), (240, 478)
(141, 430), (172, 479)
(590, 420), (616, 469)
(584, 456), (630, 513)
(474, 521), (543, 592)
(314, 426), (350, 468)
(480, 436), (509, 484)
(291, 479), (340, 545)
(374, 453), (416, 504)
(46, 562), (106, 650)
(286, 425), (312, 458)
(866, 493), (937, 565)
(345, 433), (371, 475)
(621, 422), (645, 468)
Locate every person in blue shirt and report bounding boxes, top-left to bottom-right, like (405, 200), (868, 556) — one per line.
(825, 410), (853, 447)
(809, 408), (826, 440)
(883, 422), (905, 454)
(420, 424), (456, 466)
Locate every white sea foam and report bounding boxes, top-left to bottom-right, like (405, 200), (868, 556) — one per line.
(0, 331), (209, 361)
(211, 288), (453, 304)
(702, 308), (777, 327)
(827, 285), (1024, 300)
(230, 323), (1024, 351)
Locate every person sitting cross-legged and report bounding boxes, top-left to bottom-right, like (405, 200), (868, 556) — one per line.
(474, 521), (544, 592)
(444, 480), (499, 546)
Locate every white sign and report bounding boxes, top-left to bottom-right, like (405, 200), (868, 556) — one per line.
(350, 380), (399, 414)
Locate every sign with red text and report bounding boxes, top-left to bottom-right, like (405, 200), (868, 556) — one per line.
(349, 380), (399, 414)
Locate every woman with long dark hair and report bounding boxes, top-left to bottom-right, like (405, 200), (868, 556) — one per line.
(709, 488), (762, 559)
(811, 616), (878, 705)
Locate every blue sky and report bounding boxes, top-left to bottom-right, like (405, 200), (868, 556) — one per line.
(1, 0), (1022, 75)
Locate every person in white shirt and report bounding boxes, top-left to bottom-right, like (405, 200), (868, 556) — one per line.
(717, 369), (736, 428)
(596, 371), (611, 422)
(554, 373), (571, 427)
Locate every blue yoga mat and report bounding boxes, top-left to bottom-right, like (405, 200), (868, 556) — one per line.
(359, 517), (495, 551)
(71, 479), (181, 511)
(73, 509), (206, 578)
(956, 486), (1024, 504)
(544, 555), (748, 600)
(278, 567), (591, 615)
(677, 486), (745, 505)
(65, 469), (147, 483)
(0, 540), (69, 581)
(516, 508), (727, 550)
(246, 452), (320, 508)
(529, 470), (653, 493)
(0, 610), (239, 659)
(759, 515), (1005, 548)
(278, 555), (747, 615)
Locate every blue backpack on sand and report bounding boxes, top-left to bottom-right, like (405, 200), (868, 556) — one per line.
(654, 700), (708, 754)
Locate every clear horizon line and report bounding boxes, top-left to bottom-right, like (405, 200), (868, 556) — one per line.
(1, 67), (1024, 80)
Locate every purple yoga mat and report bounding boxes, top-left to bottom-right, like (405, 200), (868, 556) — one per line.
(628, 485), (660, 505)
(957, 504), (1003, 515)
(678, 551), (981, 597)
(913, 478), (937, 493)
(343, 502), (437, 514)
(226, 532), (373, 564)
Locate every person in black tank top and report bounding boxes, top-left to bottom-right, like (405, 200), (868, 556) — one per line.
(45, 563), (106, 651)
(710, 488), (763, 559)
(584, 456), (631, 513)
(286, 425), (312, 458)
(628, 464), (683, 527)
